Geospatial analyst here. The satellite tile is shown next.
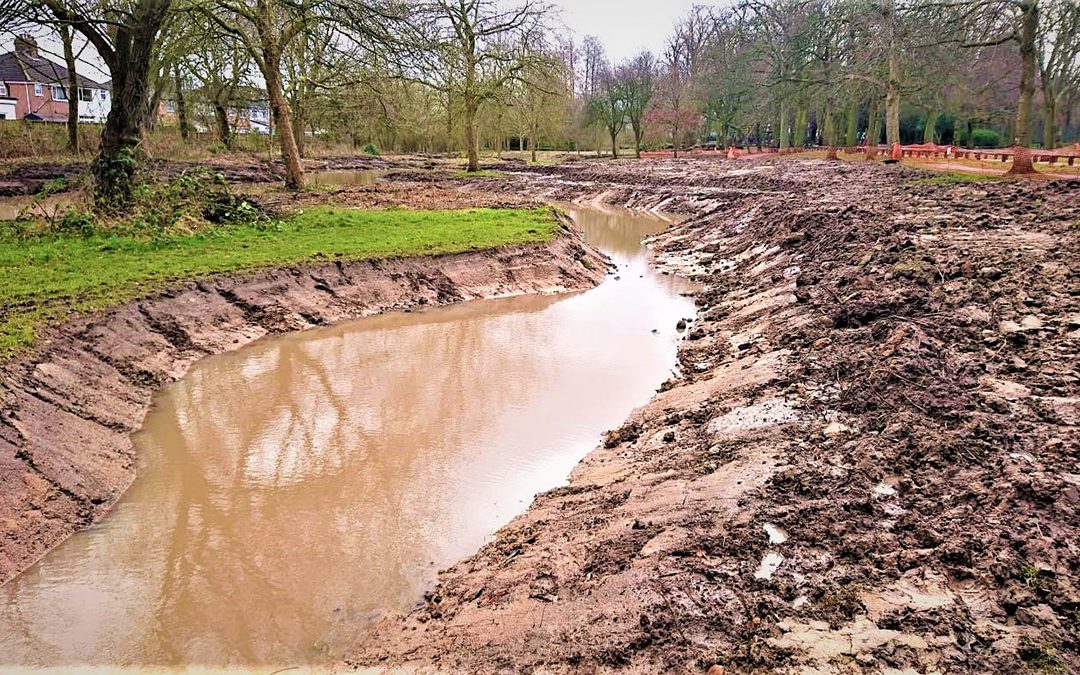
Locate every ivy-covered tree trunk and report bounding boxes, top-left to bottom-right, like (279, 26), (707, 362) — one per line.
(93, 23), (162, 207)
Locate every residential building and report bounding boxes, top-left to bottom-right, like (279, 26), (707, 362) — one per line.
(0, 35), (111, 123)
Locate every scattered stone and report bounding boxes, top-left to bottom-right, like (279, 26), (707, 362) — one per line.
(823, 421), (850, 436)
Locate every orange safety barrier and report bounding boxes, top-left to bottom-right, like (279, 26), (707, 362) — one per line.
(901, 142), (1079, 166)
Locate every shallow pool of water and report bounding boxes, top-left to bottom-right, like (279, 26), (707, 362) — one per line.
(0, 204), (695, 668)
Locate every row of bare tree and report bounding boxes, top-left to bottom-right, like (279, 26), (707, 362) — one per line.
(572, 0), (1079, 172)
(1, 0), (1076, 206)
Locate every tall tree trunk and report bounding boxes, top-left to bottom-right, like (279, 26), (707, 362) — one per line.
(174, 68), (189, 140)
(868, 98), (880, 144)
(291, 106), (306, 158)
(1042, 93), (1056, 149)
(883, 0), (901, 147)
(633, 125), (643, 158)
(530, 124), (538, 163)
(885, 71), (900, 147)
(464, 97), (480, 172)
(924, 110), (939, 144)
(1008, 0), (1039, 174)
(59, 26), (80, 153)
(824, 100), (839, 160)
(794, 104), (808, 147)
(213, 102), (232, 148)
(610, 126), (618, 158)
(779, 99), (790, 150)
(845, 99), (858, 147)
(263, 53), (304, 189)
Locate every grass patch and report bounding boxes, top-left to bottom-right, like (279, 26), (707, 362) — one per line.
(453, 170), (505, 179)
(0, 205), (559, 359)
(907, 171), (1002, 186)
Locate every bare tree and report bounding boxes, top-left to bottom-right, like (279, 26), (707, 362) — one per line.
(586, 66), (627, 158)
(619, 51), (657, 158)
(405, 0), (551, 172)
(1037, 0), (1080, 148)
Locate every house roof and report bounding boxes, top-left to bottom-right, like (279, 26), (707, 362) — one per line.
(0, 51), (107, 89)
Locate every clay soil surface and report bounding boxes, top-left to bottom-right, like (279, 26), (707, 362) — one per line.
(350, 158), (1079, 674)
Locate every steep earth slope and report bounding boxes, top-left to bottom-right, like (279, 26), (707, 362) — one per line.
(353, 159), (1079, 674)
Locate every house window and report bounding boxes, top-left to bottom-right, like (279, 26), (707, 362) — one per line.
(79, 88), (93, 102)
(34, 83), (42, 96)
(166, 100), (175, 113)
(99, 90), (107, 100)
(0, 83), (6, 96)
(51, 85), (66, 101)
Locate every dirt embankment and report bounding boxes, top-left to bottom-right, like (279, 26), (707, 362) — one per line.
(352, 159), (1079, 674)
(0, 154), (461, 196)
(0, 222), (607, 586)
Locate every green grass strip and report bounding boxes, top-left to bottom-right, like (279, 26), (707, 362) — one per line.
(0, 206), (558, 358)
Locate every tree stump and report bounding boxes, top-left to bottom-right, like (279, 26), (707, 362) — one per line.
(1006, 146), (1038, 175)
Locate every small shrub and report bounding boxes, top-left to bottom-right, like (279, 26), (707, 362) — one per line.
(54, 208), (96, 236)
(970, 128), (1002, 148)
(362, 142), (381, 156)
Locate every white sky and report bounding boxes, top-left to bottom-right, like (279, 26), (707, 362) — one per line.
(552, 0), (703, 62)
(1, 0), (706, 79)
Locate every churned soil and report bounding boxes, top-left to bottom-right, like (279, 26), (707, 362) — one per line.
(0, 216), (607, 586)
(350, 159), (1079, 674)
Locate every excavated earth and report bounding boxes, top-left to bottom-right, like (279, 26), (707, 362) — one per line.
(350, 158), (1079, 674)
(0, 218), (607, 586)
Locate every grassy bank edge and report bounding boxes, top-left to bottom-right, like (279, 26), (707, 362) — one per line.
(0, 205), (561, 360)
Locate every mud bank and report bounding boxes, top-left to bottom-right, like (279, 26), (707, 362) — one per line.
(0, 224), (607, 587)
(352, 159), (1079, 673)
(0, 154), (456, 196)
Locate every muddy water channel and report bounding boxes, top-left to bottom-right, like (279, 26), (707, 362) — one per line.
(0, 205), (694, 668)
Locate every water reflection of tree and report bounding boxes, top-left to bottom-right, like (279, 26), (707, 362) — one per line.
(564, 205), (671, 259)
(127, 291), (569, 661)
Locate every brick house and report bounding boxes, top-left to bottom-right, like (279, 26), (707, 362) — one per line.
(0, 36), (111, 123)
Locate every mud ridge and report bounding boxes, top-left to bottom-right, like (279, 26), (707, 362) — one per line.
(351, 159), (1079, 674)
(0, 222), (608, 586)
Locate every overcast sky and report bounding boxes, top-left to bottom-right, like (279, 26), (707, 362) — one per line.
(552, 0), (703, 62)
(1, 0), (707, 78)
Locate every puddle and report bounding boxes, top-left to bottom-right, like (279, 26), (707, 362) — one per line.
(755, 552), (784, 580)
(0, 205), (694, 667)
(764, 523), (789, 545)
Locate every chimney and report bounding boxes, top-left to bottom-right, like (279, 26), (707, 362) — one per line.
(14, 35), (38, 59)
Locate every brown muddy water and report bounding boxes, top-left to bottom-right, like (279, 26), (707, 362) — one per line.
(0, 205), (695, 669)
